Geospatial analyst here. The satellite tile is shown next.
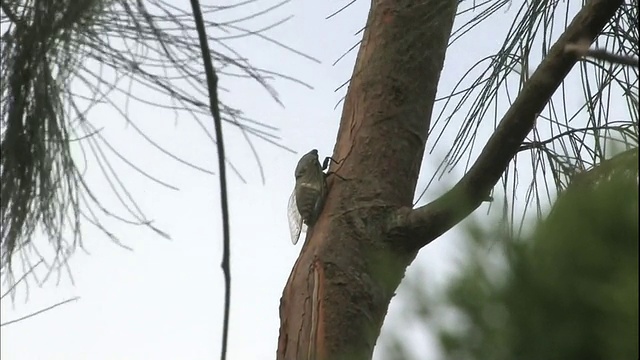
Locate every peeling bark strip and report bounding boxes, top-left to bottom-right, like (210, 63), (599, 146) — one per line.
(277, 0), (623, 359)
(308, 262), (319, 360)
(308, 259), (326, 360)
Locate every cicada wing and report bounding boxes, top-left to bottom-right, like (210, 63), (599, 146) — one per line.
(287, 189), (303, 245)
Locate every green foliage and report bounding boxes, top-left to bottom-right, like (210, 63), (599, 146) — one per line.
(382, 152), (638, 360)
(438, 161), (638, 360)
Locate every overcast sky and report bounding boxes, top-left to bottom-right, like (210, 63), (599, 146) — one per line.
(0, 1), (605, 359)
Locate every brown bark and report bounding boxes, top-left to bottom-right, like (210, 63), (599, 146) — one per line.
(277, 0), (623, 359)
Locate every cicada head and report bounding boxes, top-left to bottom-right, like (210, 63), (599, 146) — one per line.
(295, 149), (322, 180)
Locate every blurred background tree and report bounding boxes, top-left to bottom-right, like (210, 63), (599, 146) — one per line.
(381, 148), (638, 360)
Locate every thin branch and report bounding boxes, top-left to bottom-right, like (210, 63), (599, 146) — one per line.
(0, 296), (80, 327)
(566, 40), (639, 68)
(1, 260), (44, 300)
(392, 0), (625, 249)
(188, 1), (231, 360)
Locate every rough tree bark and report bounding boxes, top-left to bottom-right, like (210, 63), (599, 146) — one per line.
(277, 0), (624, 359)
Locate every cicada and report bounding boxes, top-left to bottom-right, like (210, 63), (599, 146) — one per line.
(287, 149), (332, 245)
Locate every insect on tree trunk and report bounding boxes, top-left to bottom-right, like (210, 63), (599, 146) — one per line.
(276, 0), (624, 359)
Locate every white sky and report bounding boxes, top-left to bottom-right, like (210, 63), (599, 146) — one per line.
(1, 0), (620, 359)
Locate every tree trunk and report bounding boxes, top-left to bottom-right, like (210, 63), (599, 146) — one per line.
(277, 0), (623, 358)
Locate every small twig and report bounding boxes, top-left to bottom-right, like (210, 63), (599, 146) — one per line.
(1, 259), (45, 300)
(0, 297), (80, 327)
(566, 40), (639, 68)
(518, 125), (635, 152)
(188, 2), (232, 360)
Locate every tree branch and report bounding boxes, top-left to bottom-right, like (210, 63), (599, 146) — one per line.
(565, 40), (639, 68)
(188, 1), (232, 360)
(392, 0), (624, 249)
(0, 297), (80, 327)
